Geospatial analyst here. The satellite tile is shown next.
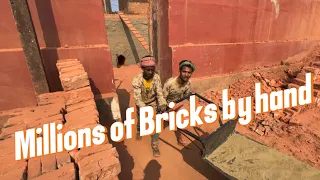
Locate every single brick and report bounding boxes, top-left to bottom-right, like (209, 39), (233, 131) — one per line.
(57, 62), (81, 71)
(66, 99), (96, 112)
(33, 163), (76, 180)
(0, 153), (27, 174)
(62, 121), (98, 133)
(60, 71), (90, 91)
(56, 152), (71, 168)
(303, 66), (320, 75)
(78, 154), (120, 180)
(65, 106), (99, 125)
(41, 154), (57, 174)
(0, 138), (15, 157)
(74, 143), (113, 163)
(284, 108), (296, 117)
(57, 59), (79, 64)
(27, 157), (42, 179)
(0, 161), (27, 180)
(37, 92), (66, 106)
(27, 114), (63, 129)
(64, 87), (94, 106)
(0, 123), (27, 137)
(291, 78), (306, 86)
(59, 64), (85, 74)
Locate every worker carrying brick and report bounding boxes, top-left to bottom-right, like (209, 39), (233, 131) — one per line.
(163, 60), (196, 148)
(132, 55), (167, 157)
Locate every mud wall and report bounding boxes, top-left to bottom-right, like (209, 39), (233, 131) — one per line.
(165, 0), (320, 78)
(0, 0), (115, 111)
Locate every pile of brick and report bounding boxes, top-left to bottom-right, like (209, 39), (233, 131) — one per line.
(0, 59), (121, 179)
(251, 61), (320, 136)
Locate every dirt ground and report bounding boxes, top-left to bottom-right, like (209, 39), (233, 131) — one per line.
(127, 2), (149, 16)
(111, 65), (228, 180)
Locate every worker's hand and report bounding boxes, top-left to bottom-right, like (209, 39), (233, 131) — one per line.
(159, 104), (168, 113)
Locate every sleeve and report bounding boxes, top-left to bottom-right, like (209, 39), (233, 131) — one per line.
(132, 78), (146, 108)
(155, 76), (167, 107)
(162, 79), (170, 102)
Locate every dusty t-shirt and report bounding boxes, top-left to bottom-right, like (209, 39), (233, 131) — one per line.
(163, 77), (192, 103)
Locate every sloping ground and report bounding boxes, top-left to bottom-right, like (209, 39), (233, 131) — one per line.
(201, 46), (320, 170)
(0, 59), (120, 179)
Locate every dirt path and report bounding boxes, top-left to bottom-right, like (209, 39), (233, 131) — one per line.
(111, 65), (227, 180)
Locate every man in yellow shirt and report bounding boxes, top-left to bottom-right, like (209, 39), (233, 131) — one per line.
(132, 55), (167, 157)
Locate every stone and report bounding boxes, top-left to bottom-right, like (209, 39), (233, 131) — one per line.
(41, 154), (57, 174)
(33, 163), (76, 180)
(64, 87), (94, 106)
(27, 157), (42, 179)
(56, 152), (71, 168)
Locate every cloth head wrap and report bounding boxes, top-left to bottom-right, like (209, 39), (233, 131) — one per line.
(179, 60), (195, 72)
(139, 56), (156, 67)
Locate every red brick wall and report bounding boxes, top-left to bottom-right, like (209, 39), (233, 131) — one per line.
(167, 0), (320, 77)
(0, 0), (115, 111)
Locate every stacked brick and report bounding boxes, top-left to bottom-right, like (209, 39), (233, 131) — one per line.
(0, 59), (121, 179)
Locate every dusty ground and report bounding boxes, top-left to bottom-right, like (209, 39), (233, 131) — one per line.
(111, 65), (228, 180)
(127, 2), (149, 16)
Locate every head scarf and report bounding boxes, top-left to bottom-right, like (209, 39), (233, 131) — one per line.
(179, 60), (196, 72)
(139, 56), (156, 67)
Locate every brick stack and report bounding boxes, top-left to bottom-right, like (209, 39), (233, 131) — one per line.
(57, 59), (121, 180)
(0, 59), (121, 179)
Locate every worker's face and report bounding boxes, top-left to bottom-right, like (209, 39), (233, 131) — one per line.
(179, 66), (193, 82)
(142, 66), (155, 80)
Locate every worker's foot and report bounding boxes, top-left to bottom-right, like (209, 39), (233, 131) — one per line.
(136, 132), (142, 141)
(152, 147), (160, 157)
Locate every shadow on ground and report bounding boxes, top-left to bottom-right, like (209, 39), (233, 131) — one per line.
(144, 160), (162, 180)
(160, 124), (228, 180)
(91, 79), (135, 180)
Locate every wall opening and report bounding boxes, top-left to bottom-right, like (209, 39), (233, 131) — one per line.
(116, 54), (126, 67)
